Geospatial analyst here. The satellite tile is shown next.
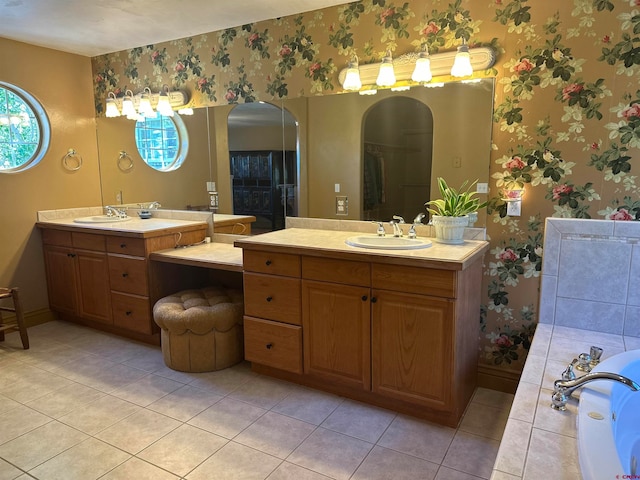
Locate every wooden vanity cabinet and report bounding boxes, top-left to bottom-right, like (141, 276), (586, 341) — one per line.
(40, 224), (207, 344)
(241, 244), (484, 427)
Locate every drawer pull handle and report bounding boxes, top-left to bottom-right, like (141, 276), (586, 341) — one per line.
(265, 260), (272, 266)
(266, 296), (273, 302)
(122, 272), (129, 278)
(125, 311), (132, 316)
(266, 343), (273, 349)
(67, 253), (76, 258)
(120, 243), (127, 248)
(361, 295), (368, 301)
(371, 297), (378, 303)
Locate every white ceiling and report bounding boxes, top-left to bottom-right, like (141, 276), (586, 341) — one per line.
(0, 0), (350, 57)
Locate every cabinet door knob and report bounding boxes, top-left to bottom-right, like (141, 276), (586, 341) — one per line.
(371, 297), (378, 303)
(125, 311), (132, 316)
(266, 296), (273, 302)
(120, 243), (127, 248)
(67, 253), (76, 258)
(122, 272), (129, 278)
(265, 260), (272, 266)
(361, 295), (368, 301)
(266, 343), (273, 349)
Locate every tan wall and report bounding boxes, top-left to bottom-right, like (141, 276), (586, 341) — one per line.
(0, 38), (100, 313)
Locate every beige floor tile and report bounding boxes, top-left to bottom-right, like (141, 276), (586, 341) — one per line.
(0, 404), (52, 445)
(271, 386), (342, 425)
(147, 384), (222, 422)
(0, 420), (88, 471)
(442, 431), (500, 479)
(188, 397), (266, 439)
(320, 399), (396, 443)
(29, 438), (130, 480)
(95, 408), (181, 454)
(235, 411), (315, 458)
(24, 382), (105, 418)
(378, 415), (456, 464)
(472, 388), (514, 411)
(0, 393), (21, 416)
(100, 457), (180, 480)
(227, 375), (295, 410)
(138, 424), (228, 477)
(0, 458), (23, 480)
(288, 427), (373, 480)
(267, 462), (334, 479)
(121, 347), (166, 373)
(435, 466), (488, 480)
(458, 402), (510, 441)
(57, 394), (141, 435)
(187, 364), (254, 396)
(186, 441), (281, 480)
(110, 373), (184, 406)
(352, 445), (439, 480)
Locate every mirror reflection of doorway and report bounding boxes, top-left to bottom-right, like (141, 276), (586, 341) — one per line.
(362, 97), (433, 223)
(227, 102), (297, 233)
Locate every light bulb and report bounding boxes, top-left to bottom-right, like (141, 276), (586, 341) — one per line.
(138, 88), (156, 118)
(411, 49), (432, 83)
(342, 58), (362, 91)
(121, 90), (136, 118)
(451, 42), (473, 77)
(376, 51), (396, 87)
(105, 92), (120, 118)
(157, 87), (174, 117)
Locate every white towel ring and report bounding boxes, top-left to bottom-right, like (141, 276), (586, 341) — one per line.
(62, 148), (82, 171)
(118, 151), (134, 172)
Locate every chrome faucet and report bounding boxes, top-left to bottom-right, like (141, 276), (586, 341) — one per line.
(374, 221), (386, 236)
(104, 205), (127, 218)
(408, 213), (425, 239)
(551, 372), (640, 410)
(391, 215), (405, 237)
(148, 201), (161, 209)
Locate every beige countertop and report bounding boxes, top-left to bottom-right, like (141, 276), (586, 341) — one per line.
(234, 227), (489, 270)
(36, 217), (209, 238)
(150, 241), (243, 272)
(211, 214), (256, 227)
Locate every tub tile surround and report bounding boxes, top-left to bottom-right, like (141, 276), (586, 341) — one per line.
(491, 218), (640, 480)
(0, 321), (513, 480)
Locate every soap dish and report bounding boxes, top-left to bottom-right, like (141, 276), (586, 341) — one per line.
(138, 211), (152, 219)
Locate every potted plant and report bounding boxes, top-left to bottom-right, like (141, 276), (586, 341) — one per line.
(425, 177), (487, 244)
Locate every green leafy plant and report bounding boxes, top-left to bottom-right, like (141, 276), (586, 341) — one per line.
(425, 177), (487, 217)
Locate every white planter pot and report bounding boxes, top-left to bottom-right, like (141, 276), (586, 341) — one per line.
(432, 215), (469, 244)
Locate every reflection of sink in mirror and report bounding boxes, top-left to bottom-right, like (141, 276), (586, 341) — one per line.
(346, 235), (432, 250)
(73, 215), (131, 224)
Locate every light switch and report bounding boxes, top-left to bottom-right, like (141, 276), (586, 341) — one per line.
(476, 183), (488, 194)
(507, 200), (521, 216)
(335, 183), (341, 193)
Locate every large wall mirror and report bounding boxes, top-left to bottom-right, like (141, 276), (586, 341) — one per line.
(96, 78), (494, 228)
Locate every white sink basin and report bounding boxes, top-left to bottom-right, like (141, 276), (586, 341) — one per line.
(73, 215), (131, 224)
(345, 235), (432, 250)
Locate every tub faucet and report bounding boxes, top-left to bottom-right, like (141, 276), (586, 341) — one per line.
(391, 215), (405, 237)
(551, 371), (640, 411)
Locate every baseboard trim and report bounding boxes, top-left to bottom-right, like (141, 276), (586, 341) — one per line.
(477, 364), (520, 394)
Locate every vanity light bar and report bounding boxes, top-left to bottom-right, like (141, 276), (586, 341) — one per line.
(338, 46), (496, 90)
(105, 89), (189, 118)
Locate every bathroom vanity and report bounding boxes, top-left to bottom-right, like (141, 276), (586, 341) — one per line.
(235, 228), (488, 427)
(37, 217), (208, 344)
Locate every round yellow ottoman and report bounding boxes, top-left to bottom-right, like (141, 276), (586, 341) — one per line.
(153, 286), (244, 372)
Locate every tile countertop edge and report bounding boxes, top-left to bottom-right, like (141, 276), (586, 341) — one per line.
(35, 219), (209, 238)
(234, 227), (489, 270)
(490, 324), (640, 480)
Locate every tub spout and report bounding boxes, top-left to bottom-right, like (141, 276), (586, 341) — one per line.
(551, 371), (640, 411)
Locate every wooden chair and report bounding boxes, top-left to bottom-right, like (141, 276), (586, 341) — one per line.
(0, 287), (29, 349)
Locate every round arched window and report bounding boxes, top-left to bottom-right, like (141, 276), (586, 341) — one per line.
(134, 114), (188, 171)
(0, 82), (50, 173)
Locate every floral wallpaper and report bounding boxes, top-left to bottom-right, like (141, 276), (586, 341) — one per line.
(92, 0), (640, 376)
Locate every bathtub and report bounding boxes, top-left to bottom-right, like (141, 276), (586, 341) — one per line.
(578, 349), (640, 480)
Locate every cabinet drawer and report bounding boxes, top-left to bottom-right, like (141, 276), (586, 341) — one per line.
(244, 316), (302, 374)
(72, 232), (106, 251)
(106, 236), (146, 257)
(111, 292), (153, 334)
(243, 250), (300, 277)
(243, 273), (301, 325)
(109, 255), (149, 296)
(372, 263), (456, 298)
(302, 256), (370, 286)
(41, 229), (72, 247)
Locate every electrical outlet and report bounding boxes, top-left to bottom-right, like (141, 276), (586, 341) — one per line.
(476, 183), (488, 194)
(336, 196), (348, 215)
(115, 190), (122, 203)
(452, 156), (462, 168)
(507, 200), (521, 216)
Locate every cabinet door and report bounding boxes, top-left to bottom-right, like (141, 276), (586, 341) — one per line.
(76, 250), (112, 324)
(372, 290), (453, 410)
(43, 245), (78, 315)
(302, 280), (370, 390)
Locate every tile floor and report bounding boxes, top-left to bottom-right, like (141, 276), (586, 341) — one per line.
(0, 321), (513, 480)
